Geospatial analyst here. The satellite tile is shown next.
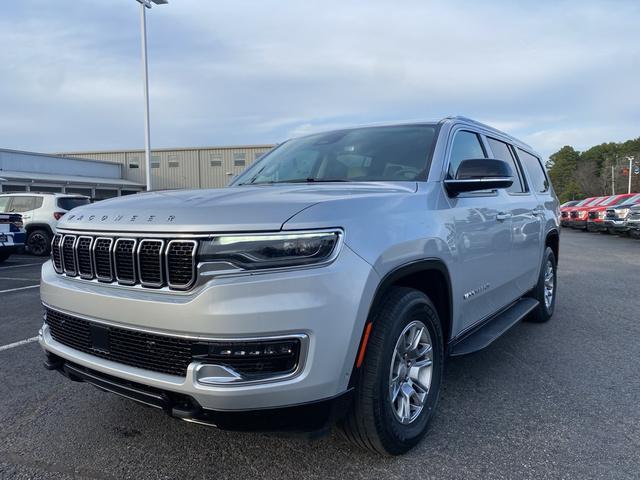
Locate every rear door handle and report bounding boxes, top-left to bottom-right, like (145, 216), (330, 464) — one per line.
(496, 212), (512, 222)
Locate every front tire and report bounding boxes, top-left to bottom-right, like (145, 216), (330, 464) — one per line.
(0, 251), (11, 263)
(340, 287), (444, 455)
(27, 229), (51, 256)
(526, 246), (557, 323)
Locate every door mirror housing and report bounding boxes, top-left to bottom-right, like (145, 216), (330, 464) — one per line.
(444, 158), (514, 196)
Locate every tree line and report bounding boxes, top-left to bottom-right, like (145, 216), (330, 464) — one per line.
(546, 137), (640, 203)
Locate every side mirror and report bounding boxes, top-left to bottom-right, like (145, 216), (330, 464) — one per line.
(444, 158), (514, 196)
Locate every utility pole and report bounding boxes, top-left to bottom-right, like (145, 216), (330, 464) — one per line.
(135, 0), (168, 192)
(611, 164), (615, 195)
(628, 156), (634, 194)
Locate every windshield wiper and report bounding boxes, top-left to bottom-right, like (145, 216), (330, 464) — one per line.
(295, 178), (350, 183)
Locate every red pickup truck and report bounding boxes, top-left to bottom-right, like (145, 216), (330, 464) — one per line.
(568, 196), (608, 229)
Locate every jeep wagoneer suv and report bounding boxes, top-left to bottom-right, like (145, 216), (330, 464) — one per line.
(39, 117), (559, 455)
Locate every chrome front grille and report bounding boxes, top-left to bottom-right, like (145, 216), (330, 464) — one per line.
(51, 233), (198, 291)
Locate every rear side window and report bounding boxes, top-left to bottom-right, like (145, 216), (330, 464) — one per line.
(9, 196), (37, 212)
(487, 137), (525, 193)
(448, 131), (486, 178)
(0, 196), (12, 212)
(517, 149), (549, 193)
(58, 197), (90, 211)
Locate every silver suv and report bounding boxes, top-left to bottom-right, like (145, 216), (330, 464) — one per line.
(0, 193), (90, 256)
(39, 117), (560, 455)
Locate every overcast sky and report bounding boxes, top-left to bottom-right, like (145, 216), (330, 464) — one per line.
(1, 0), (638, 159)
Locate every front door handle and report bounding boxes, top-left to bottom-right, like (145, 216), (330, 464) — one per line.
(531, 208), (544, 217)
(496, 212), (512, 222)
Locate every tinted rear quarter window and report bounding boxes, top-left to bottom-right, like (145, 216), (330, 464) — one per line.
(517, 148), (549, 193)
(58, 197), (90, 211)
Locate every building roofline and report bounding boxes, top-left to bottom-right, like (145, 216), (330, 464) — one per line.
(0, 147), (122, 167)
(55, 144), (276, 156)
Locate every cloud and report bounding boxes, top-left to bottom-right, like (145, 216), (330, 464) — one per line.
(0, 0), (638, 159)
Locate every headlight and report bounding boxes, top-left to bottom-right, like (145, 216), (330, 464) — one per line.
(198, 230), (342, 270)
(619, 208), (630, 218)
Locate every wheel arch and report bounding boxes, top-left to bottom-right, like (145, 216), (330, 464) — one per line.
(348, 258), (453, 388)
(26, 223), (54, 237)
(545, 229), (560, 263)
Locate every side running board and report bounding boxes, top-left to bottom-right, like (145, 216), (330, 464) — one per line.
(449, 297), (539, 356)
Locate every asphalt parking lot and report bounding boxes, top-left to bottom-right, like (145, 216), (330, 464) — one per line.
(1, 229), (639, 480)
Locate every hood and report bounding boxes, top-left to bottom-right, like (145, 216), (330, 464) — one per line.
(58, 182), (416, 233)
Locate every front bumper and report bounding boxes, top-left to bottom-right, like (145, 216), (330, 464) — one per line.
(44, 352), (353, 433)
(603, 219), (629, 232)
(39, 245), (379, 412)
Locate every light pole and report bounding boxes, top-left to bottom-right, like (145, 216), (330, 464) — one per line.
(136, 0), (167, 191)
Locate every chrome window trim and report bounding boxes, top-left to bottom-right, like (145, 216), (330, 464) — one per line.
(93, 237), (115, 282)
(42, 303), (309, 387)
(114, 238), (138, 286)
(137, 238), (165, 288)
(165, 239), (198, 290)
(75, 235), (95, 280)
(61, 235), (78, 277)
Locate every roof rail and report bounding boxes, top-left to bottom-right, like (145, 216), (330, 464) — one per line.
(439, 115), (533, 151)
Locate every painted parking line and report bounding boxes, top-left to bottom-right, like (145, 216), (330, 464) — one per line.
(0, 285), (39, 294)
(0, 262), (45, 271)
(0, 336), (39, 353)
(0, 276), (41, 281)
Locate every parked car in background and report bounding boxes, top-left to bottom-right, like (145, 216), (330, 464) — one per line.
(603, 193), (640, 235)
(626, 203), (640, 238)
(0, 212), (26, 263)
(586, 193), (638, 232)
(569, 196), (607, 229)
(0, 193), (90, 256)
(560, 200), (581, 226)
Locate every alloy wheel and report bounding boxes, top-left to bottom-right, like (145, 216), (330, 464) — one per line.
(389, 320), (433, 425)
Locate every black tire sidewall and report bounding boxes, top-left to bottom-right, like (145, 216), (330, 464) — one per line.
(540, 247), (557, 317)
(366, 290), (444, 454)
(28, 229), (51, 256)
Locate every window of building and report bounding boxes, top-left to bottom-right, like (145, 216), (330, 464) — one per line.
(129, 157), (140, 169)
(121, 190), (140, 196)
(1, 185), (27, 193)
(209, 153), (223, 167)
(65, 187), (93, 197)
(94, 189), (118, 201)
(517, 148), (549, 193)
(151, 155), (161, 169)
(448, 131), (486, 178)
(233, 152), (246, 167)
(31, 185), (62, 193)
(254, 151), (266, 161)
(168, 154), (179, 168)
(486, 137), (525, 193)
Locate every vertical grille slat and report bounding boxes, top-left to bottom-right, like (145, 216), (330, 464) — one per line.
(62, 235), (78, 276)
(137, 239), (164, 287)
(76, 236), (94, 279)
(166, 240), (197, 290)
(52, 234), (197, 291)
(94, 237), (114, 282)
(51, 234), (63, 273)
(114, 239), (137, 285)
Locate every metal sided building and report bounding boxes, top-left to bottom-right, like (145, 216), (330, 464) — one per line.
(0, 148), (145, 199)
(59, 145), (275, 190)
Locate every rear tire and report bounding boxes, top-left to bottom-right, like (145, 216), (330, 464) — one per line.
(526, 247), (557, 323)
(340, 287), (444, 455)
(0, 251), (11, 263)
(27, 229), (51, 256)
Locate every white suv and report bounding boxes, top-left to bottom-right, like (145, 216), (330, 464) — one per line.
(0, 193), (90, 256)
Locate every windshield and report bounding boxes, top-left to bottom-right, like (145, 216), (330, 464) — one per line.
(626, 194), (640, 204)
(586, 197), (606, 206)
(57, 197), (90, 211)
(234, 125), (438, 185)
